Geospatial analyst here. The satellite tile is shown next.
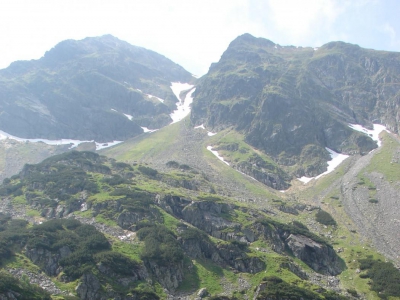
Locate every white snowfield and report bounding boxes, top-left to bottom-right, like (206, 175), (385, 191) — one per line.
(140, 127), (158, 133)
(123, 113), (133, 121)
(207, 146), (229, 165)
(298, 123), (389, 184)
(298, 148), (349, 183)
(348, 123), (389, 147)
(194, 124), (217, 136)
(0, 129), (122, 151)
(146, 94), (164, 103)
(169, 82), (195, 124)
(95, 141), (123, 150)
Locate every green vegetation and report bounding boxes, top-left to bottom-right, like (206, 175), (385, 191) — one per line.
(255, 276), (346, 300)
(364, 132), (400, 183)
(315, 210), (337, 226)
(102, 121), (182, 161)
(137, 225), (184, 266)
(0, 270), (51, 300)
(359, 257), (400, 298)
(138, 165), (158, 177)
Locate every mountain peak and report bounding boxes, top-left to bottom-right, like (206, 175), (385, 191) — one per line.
(229, 33), (275, 48)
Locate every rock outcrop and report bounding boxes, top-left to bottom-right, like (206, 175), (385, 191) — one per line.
(25, 246), (71, 276)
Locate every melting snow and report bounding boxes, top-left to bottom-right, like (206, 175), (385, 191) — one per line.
(146, 94), (164, 103)
(94, 141), (123, 150)
(348, 123), (389, 147)
(207, 146), (229, 165)
(141, 127), (158, 133)
(123, 113), (133, 121)
(194, 124), (217, 136)
(170, 82), (194, 101)
(298, 148), (349, 184)
(313, 47), (319, 51)
(0, 129), (122, 151)
(170, 82), (195, 124)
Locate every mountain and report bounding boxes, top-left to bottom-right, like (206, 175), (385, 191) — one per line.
(191, 33), (400, 177)
(1, 34), (400, 300)
(0, 35), (194, 142)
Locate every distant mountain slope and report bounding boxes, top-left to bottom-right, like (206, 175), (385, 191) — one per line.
(192, 33), (400, 176)
(0, 35), (194, 142)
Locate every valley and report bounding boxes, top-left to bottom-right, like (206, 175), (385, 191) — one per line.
(0, 34), (400, 300)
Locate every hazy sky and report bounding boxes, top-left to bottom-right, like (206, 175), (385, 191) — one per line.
(1, 0), (399, 76)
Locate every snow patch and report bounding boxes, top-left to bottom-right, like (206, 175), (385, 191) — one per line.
(0, 129), (122, 151)
(207, 146), (229, 165)
(207, 132), (217, 136)
(123, 113), (133, 121)
(95, 141), (123, 150)
(146, 94), (164, 103)
(348, 123), (389, 147)
(170, 82), (194, 101)
(170, 82), (195, 124)
(141, 127), (158, 133)
(313, 47), (319, 51)
(111, 108), (117, 112)
(298, 148), (349, 184)
(194, 124), (205, 130)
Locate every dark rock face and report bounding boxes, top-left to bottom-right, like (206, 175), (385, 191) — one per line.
(157, 195), (340, 275)
(25, 246), (71, 276)
(285, 234), (341, 275)
(75, 273), (104, 300)
(159, 197), (247, 242)
(144, 260), (184, 292)
(192, 34), (400, 175)
(0, 35), (193, 142)
(252, 222), (342, 275)
(180, 230), (265, 274)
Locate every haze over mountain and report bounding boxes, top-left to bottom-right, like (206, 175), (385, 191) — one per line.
(0, 35), (193, 142)
(1, 34), (400, 300)
(192, 33), (400, 177)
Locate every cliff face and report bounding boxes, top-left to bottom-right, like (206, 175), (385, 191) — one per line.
(192, 34), (400, 176)
(157, 195), (342, 276)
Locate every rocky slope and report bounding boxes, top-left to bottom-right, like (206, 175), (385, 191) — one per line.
(191, 33), (400, 177)
(0, 35), (193, 142)
(0, 151), (355, 299)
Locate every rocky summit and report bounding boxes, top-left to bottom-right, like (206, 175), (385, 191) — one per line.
(192, 33), (400, 177)
(1, 34), (400, 300)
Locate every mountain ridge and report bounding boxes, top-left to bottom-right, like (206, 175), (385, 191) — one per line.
(1, 33), (400, 299)
(0, 34), (194, 142)
(192, 33), (400, 177)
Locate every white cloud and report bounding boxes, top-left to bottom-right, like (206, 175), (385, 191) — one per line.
(265, 0), (342, 44)
(383, 22), (400, 48)
(0, 0), (398, 75)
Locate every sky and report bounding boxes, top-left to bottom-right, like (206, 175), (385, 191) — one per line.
(0, 0), (399, 76)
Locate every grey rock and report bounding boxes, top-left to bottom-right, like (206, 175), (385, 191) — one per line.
(197, 288), (208, 298)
